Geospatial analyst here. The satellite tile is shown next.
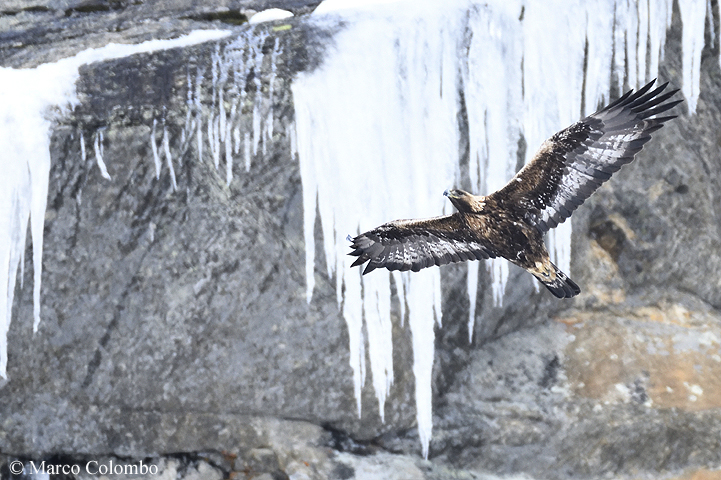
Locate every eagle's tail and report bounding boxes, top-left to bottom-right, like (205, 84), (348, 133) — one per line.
(536, 262), (580, 299)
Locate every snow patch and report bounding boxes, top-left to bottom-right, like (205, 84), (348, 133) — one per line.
(250, 8), (294, 24)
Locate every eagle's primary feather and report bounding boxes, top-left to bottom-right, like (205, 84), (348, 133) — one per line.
(349, 79), (681, 298)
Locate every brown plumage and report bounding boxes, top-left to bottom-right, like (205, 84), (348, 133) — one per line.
(348, 79), (681, 298)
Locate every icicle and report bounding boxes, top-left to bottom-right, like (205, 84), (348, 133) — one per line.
(678, 0), (706, 112)
(233, 125), (241, 156)
(151, 118), (162, 179)
(647, 0), (674, 83)
(467, 263), (478, 343)
(584, 2), (614, 113)
(406, 270), (438, 460)
(0, 147), (33, 374)
(162, 122), (178, 191)
(636, 0), (650, 82)
(30, 157), (49, 335)
(209, 112), (221, 169)
(623, 1), (641, 88)
(252, 98), (262, 157)
(93, 130), (111, 180)
(343, 269), (364, 416)
(362, 272), (394, 422)
(79, 131), (87, 162)
(709, 0), (717, 48)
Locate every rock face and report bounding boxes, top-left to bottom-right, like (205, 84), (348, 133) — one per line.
(1, 1), (721, 480)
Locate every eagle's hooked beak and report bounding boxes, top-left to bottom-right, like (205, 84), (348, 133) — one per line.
(444, 188), (480, 214)
(444, 189), (462, 199)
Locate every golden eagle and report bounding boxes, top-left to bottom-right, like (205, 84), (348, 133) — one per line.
(348, 80), (681, 298)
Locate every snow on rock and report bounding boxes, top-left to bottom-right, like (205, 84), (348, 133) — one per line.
(0, 29), (231, 378)
(249, 8), (294, 24)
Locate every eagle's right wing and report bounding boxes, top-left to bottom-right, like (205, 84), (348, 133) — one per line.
(349, 213), (495, 274)
(491, 79), (681, 234)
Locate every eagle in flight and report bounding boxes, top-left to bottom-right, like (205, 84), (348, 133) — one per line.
(348, 80), (681, 298)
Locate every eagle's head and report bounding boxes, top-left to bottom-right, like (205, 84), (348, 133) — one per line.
(443, 189), (485, 213)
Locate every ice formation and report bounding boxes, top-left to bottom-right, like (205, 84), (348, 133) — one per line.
(0, 29), (231, 378)
(0, 0), (714, 459)
(191, 30), (282, 185)
(93, 130), (111, 181)
(678, 0), (707, 112)
(0, 26), (291, 378)
(295, 0), (702, 458)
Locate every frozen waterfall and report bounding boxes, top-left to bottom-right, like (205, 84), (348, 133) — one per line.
(294, 0), (695, 459)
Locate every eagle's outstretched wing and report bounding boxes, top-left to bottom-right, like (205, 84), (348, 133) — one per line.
(348, 214), (496, 274)
(491, 79), (681, 233)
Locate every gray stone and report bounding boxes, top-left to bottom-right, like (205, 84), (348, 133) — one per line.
(1, 1), (721, 480)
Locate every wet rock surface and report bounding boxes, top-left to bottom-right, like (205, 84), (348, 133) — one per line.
(1, 1), (721, 480)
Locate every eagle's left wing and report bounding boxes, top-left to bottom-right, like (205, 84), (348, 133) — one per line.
(349, 213), (496, 274)
(491, 79), (681, 234)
